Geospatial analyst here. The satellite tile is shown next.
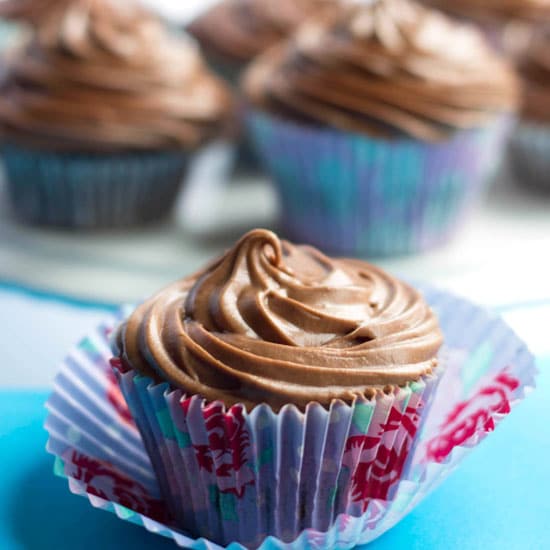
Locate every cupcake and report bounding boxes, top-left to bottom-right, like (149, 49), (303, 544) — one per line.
(0, 0), (233, 228)
(187, 0), (331, 84)
(112, 228), (444, 547)
(243, 0), (518, 257)
(509, 28), (550, 190)
(188, 0), (331, 169)
(423, 0), (550, 56)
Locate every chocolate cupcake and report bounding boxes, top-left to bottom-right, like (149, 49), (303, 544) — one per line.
(509, 28), (550, 190)
(0, 0), (232, 228)
(188, 0), (331, 83)
(112, 228), (443, 546)
(243, 0), (518, 256)
(188, 0), (330, 168)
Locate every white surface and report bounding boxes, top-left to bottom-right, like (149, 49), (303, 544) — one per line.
(0, 288), (108, 387)
(1, 159), (550, 310)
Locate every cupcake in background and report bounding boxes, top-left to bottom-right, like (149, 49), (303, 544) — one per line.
(188, 0), (332, 169)
(423, 0), (550, 56)
(188, 0), (332, 84)
(243, 0), (518, 257)
(0, 0), (233, 228)
(112, 228), (444, 547)
(509, 28), (550, 190)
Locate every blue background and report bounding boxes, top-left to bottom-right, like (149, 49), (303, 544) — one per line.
(1, 357), (548, 550)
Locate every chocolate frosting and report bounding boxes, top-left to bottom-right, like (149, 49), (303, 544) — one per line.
(243, 0), (518, 141)
(0, 0), (233, 151)
(424, 0), (550, 24)
(188, 0), (331, 68)
(0, 0), (74, 23)
(116, 229), (443, 411)
(518, 29), (550, 124)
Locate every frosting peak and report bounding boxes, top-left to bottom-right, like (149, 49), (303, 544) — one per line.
(117, 229), (443, 410)
(0, 0), (233, 151)
(244, 0), (518, 140)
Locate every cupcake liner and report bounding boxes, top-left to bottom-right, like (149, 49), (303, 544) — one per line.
(114, 364), (439, 547)
(509, 121), (550, 191)
(44, 285), (537, 549)
(2, 143), (188, 228)
(247, 112), (511, 257)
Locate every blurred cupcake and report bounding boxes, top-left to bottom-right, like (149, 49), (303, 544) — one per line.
(112, 228), (443, 547)
(423, 0), (550, 56)
(509, 28), (550, 190)
(188, 0), (331, 84)
(188, 0), (331, 169)
(0, 0), (233, 228)
(243, 0), (518, 257)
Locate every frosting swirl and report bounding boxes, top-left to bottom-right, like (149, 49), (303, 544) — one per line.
(243, 0), (518, 141)
(188, 0), (331, 68)
(116, 229), (443, 411)
(0, 0), (233, 151)
(518, 29), (550, 124)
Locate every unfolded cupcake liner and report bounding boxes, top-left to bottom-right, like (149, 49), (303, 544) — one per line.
(44, 285), (537, 549)
(247, 112), (511, 257)
(2, 143), (188, 228)
(508, 121), (550, 190)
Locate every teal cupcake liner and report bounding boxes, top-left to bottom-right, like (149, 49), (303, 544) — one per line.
(509, 121), (550, 191)
(2, 144), (188, 228)
(247, 112), (511, 257)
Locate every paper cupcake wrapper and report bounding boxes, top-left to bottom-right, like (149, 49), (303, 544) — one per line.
(2, 144), (188, 228)
(114, 362), (440, 547)
(509, 121), (550, 190)
(247, 112), (511, 257)
(45, 286), (537, 549)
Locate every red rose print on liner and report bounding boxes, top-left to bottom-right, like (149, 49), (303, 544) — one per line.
(425, 369), (520, 464)
(342, 403), (423, 512)
(181, 399), (256, 498)
(66, 450), (168, 523)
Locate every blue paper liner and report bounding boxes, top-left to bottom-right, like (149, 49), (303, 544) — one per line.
(2, 143), (188, 228)
(509, 121), (550, 190)
(44, 286), (537, 549)
(247, 112), (511, 257)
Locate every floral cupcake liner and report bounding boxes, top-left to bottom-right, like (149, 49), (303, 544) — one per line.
(3, 143), (188, 228)
(113, 363), (440, 547)
(247, 112), (511, 257)
(44, 285), (536, 549)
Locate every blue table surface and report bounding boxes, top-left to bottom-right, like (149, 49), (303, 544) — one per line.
(1, 357), (549, 550)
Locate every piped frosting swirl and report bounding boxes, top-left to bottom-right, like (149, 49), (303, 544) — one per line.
(0, 0), (233, 151)
(116, 229), (443, 411)
(243, 0), (518, 141)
